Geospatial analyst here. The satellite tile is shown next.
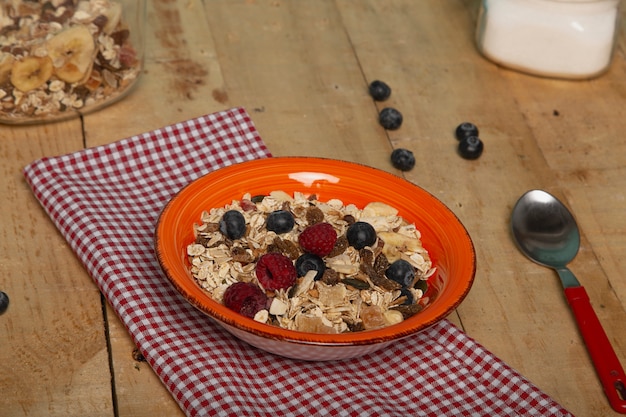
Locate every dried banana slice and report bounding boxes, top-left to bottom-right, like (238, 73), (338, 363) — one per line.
(361, 202), (399, 217)
(378, 231), (424, 262)
(102, 1), (123, 34)
(10, 56), (54, 92)
(46, 25), (96, 84)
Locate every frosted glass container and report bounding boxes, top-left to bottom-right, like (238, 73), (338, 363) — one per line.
(0, 0), (145, 124)
(476, 0), (620, 79)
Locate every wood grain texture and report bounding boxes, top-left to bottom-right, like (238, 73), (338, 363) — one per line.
(203, 0), (393, 169)
(2, 1), (625, 416)
(0, 121), (114, 416)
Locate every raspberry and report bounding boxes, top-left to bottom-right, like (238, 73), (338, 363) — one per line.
(223, 282), (268, 318)
(298, 222), (337, 257)
(255, 253), (297, 291)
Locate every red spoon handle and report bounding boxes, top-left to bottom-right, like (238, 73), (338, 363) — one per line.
(565, 286), (626, 413)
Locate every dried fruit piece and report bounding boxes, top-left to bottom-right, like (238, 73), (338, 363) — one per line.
(305, 206), (324, 225)
(373, 253), (389, 275)
(361, 263), (402, 291)
(267, 236), (300, 260)
(295, 315), (337, 334)
(102, 1), (123, 34)
(10, 56), (53, 92)
(361, 202), (398, 218)
(377, 231), (424, 262)
(361, 305), (386, 330)
(392, 303), (423, 319)
(231, 247), (253, 264)
(327, 235), (348, 258)
(46, 25), (96, 84)
(317, 282), (346, 307)
(321, 268), (340, 285)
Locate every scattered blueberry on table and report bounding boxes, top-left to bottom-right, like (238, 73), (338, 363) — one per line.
(379, 107), (403, 130)
(0, 291), (9, 315)
(458, 135), (484, 160)
(455, 122), (479, 141)
(390, 148), (415, 171)
(455, 122), (484, 160)
(368, 80), (392, 101)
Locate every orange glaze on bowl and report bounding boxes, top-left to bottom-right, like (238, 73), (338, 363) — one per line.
(155, 157), (475, 351)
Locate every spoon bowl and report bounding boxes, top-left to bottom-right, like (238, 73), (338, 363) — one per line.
(511, 189), (581, 269)
(511, 190), (626, 413)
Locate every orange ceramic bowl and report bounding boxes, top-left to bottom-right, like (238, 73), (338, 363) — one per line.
(155, 157), (475, 361)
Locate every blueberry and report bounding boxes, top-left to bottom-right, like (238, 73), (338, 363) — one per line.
(295, 253), (326, 281)
(346, 222), (377, 250)
(0, 291), (8, 315)
(390, 148), (415, 171)
(455, 122), (479, 141)
(385, 259), (415, 287)
(368, 80), (391, 101)
(266, 210), (295, 234)
(379, 107), (403, 130)
(219, 210), (247, 240)
(458, 135), (484, 160)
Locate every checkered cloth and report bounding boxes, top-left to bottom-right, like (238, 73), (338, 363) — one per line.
(23, 107), (572, 417)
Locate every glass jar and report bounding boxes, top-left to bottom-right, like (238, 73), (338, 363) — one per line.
(476, 0), (621, 79)
(0, 0), (145, 124)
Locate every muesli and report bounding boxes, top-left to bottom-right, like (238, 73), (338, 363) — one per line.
(0, 0), (140, 122)
(187, 191), (436, 334)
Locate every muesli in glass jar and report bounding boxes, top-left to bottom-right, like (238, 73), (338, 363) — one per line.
(0, 0), (145, 124)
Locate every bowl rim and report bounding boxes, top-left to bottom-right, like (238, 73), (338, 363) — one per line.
(155, 156), (476, 346)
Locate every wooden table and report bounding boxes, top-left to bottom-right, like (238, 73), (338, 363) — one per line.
(2, 1), (625, 416)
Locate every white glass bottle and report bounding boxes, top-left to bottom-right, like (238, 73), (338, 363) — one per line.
(0, 0), (145, 124)
(476, 0), (621, 79)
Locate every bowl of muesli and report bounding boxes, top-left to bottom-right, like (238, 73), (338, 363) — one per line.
(155, 157), (476, 361)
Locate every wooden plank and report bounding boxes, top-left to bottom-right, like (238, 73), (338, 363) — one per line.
(87, 1), (223, 415)
(203, 0), (394, 170)
(0, 121), (114, 417)
(106, 305), (186, 417)
(83, 0), (230, 146)
(335, 1), (626, 416)
(7, 0), (619, 415)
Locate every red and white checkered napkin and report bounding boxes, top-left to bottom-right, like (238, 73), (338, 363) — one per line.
(23, 107), (572, 417)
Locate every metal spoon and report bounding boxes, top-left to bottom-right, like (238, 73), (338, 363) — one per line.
(511, 189), (626, 413)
